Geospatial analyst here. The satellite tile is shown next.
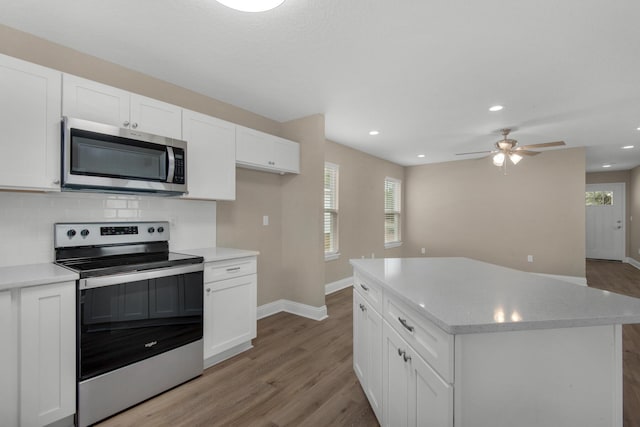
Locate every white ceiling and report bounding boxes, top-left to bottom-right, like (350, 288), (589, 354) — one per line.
(2, 0), (640, 172)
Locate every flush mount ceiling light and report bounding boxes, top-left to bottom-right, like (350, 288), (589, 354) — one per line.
(602, 164), (613, 168)
(417, 154), (425, 158)
(622, 145), (635, 149)
(215, 0), (285, 12)
(369, 130), (379, 136)
(489, 105), (504, 112)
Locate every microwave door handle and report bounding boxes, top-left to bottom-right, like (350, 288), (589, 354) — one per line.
(166, 146), (176, 183)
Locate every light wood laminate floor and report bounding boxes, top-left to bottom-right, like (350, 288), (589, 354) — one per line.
(98, 260), (640, 426)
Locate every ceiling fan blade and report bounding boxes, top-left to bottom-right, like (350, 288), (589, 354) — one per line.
(517, 141), (566, 150)
(512, 150), (540, 156)
(456, 150), (493, 156)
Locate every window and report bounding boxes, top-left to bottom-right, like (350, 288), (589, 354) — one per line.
(324, 163), (339, 259)
(384, 177), (402, 247)
(585, 191), (613, 206)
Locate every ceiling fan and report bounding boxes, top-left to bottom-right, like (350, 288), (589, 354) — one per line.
(456, 128), (566, 171)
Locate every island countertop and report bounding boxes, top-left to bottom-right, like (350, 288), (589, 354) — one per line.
(350, 257), (640, 334)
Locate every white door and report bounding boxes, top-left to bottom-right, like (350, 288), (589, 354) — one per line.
(586, 183), (625, 261)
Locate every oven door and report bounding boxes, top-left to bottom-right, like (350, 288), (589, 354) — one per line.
(78, 263), (203, 381)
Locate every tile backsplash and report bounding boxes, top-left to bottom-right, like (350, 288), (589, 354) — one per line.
(0, 191), (216, 267)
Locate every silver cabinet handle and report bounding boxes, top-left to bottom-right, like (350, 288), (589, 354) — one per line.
(359, 303), (366, 311)
(226, 266), (241, 272)
(206, 288), (211, 293)
(131, 122), (138, 129)
(398, 317), (415, 332)
(360, 284), (369, 292)
(397, 348), (404, 357)
(52, 179), (60, 185)
(403, 353), (412, 363)
(123, 121), (130, 127)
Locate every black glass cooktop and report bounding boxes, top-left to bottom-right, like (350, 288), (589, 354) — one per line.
(57, 251), (203, 278)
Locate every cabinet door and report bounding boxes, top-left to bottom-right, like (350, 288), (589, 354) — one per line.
(383, 323), (411, 427)
(236, 126), (274, 169)
(20, 282), (75, 427)
(0, 54), (61, 191)
(130, 93), (182, 139)
(273, 136), (300, 173)
(366, 303), (383, 421)
(182, 109), (236, 200)
(0, 290), (17, 427)
(408, 344), (453, 427)
(353, 290), (368, 384)
(62, 73), (130, 127)
(204, 274), (257, 359)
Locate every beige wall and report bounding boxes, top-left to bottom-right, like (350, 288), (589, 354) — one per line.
(586, 170), (631, 258)
(280, 115), (326, 307)
(324, 141), (405, 284)
(403, 147), (586, 277)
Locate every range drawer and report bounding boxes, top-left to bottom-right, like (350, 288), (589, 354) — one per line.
(204, 257), (257, 283)
(353, 271), (383, 312)
(384, 294), (454, 383)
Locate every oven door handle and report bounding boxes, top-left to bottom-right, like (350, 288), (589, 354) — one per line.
(79, 263), (203, 290)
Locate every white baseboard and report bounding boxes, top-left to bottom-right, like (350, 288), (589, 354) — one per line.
(625, 257), (640, 271)
(325, 277), (353, 295)
(257, 299), (328, 321)
(534, 273), (588, 286)
(204, 341), (253, 369)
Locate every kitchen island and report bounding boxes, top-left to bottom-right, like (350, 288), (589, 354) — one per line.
(350, 257), (640, 427)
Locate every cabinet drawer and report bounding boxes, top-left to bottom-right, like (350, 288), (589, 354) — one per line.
(353, 271), (382, 312)
(204, 257), (256, 283)
(384, 295), (453, 383)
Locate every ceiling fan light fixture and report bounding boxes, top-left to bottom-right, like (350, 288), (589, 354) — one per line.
(492, 152), (505, 167)
(509, 153), (523, 165)
(215, 0), (285, 12)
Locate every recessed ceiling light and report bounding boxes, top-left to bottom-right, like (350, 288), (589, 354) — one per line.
(602, 164), (613, 168)
(489, 105), (503, 112)
(417, 154), (425, 158)
(622, 145), (635, 149)
(637, 127), (640, 131)
(215, 0), (284, 12)
(369, 130), (379, 136)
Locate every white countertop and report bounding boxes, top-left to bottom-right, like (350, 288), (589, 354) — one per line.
(350, 257), (640, 334)
(0, 263), (79, 292)
(181, 247), (259, 263)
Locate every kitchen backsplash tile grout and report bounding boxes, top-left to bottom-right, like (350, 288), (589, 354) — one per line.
(0, 192), (216, 267)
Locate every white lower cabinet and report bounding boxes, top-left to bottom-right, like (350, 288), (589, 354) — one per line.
(20, 282), (76, 427)
(0, 290), (17, 427)
(353, 289), (383, 421)
(203, 257), (257, 366)
(383, 322), (452, 427)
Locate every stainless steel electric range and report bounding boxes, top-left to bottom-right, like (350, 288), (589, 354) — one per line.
(54, 221), (204, 427)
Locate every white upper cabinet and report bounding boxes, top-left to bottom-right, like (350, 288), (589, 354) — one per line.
(0, 53), (62, 191)
(236, 126), (300, 174)
(63, 74), (182, 139)
(182, 109), (236, 200)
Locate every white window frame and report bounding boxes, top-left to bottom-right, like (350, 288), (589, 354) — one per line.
(324, 162), (340, 260)
(384, 177), (402, 249)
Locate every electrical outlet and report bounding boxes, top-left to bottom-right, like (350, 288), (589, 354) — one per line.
(421, 248), (426, 255)
(371, 253), (375, 259)
(262, 215), (269, 226)
(527, 255), (534, 263)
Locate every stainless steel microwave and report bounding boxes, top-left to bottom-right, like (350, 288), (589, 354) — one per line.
(61, 117), (187, 195)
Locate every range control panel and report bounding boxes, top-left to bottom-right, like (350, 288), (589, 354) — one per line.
(54, 221), (170, 248)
